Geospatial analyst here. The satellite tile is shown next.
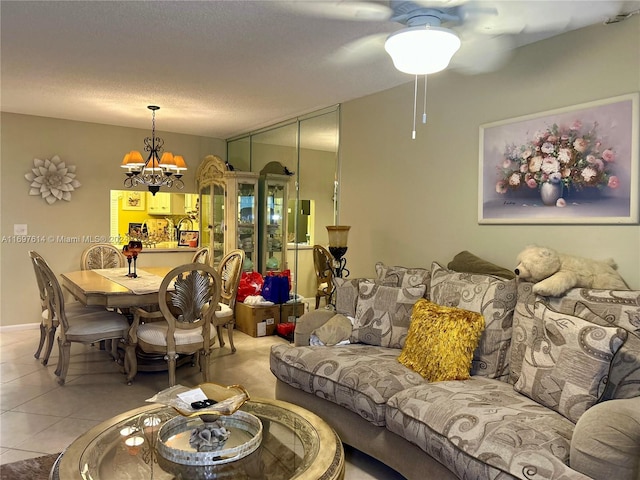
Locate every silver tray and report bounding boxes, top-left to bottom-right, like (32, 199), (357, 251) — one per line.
(156, 410), (262, 466)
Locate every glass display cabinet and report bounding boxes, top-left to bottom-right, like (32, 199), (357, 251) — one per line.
(258, 163), (291, 274)
(196, 155), (258, 267)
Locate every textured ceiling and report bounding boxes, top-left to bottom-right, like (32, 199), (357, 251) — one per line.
(1, 1), (637, 141)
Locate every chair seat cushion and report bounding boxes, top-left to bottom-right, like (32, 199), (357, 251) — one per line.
(214, 303), (233, 320)
(65, 311), (129, 337)
(137, 322), (217, 346)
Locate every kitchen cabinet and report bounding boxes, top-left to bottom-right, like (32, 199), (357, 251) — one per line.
(184, 194), (199, 215)
(146, 192), (185, 215)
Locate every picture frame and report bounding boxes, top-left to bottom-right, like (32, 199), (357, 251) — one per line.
(478, 93), (638, 224)
(122, 191), (146, 211)
(128, 222), (148, 237)
(178, 230), (200, 247)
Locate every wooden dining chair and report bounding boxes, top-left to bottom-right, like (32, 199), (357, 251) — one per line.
(30, 251), (108, 366)
(81, 243), (126, 270)
(31, 252), (130, 385)
(313, 245), (334, 309)
(191, 247), (211, 265)
(212, 249), (245, 353)
(124, 262), (222, 386)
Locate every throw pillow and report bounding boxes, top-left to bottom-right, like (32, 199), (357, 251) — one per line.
(398, 299), (485, 382)
(351, 282), (426, 348)
(333, 277), (368, 318)
(514, 302), (628, 423)
(447, 250), (516, 280)
(374, 262), (431, 294)
(571, 301), (640, 402)
(312, 314), (353, 346)
(430, 262), (517, 381)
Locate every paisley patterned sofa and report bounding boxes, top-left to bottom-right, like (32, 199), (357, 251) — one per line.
(270, 261), (640, 480)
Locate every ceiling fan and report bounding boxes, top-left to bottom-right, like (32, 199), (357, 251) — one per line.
(286, 0), (631, 75)
(283, 0), (634, 138)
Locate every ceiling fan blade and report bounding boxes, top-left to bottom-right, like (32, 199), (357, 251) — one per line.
(460, 0), (625, 35)
(278, 1), (393, 21)
(326, 32), (390, 65)
(449, 33), (514, 74)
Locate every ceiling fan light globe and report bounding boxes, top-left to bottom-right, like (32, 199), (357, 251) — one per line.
(385, 26), (461, 75)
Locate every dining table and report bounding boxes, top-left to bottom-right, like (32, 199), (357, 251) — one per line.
(61, 265), (188, 373)
(61, 266), (173, 309)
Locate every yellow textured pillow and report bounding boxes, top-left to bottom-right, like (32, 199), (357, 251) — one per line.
(398, 299), (485, 382)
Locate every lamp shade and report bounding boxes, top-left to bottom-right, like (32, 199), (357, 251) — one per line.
(326, 225), (350, 248)
(384, 26), (461, 75)
(173, 155), (187, 171)
(127, 150), (145, 167)
(159, 152), (175, 168)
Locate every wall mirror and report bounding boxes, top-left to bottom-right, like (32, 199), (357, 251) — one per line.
(226, 105), (340, 300)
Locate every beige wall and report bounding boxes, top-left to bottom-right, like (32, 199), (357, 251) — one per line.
(1, 113), (226, 327)
(339, 18), (640, 288)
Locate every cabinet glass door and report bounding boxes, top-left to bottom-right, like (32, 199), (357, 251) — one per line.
(212, 183), (225, 265)
(264, 182), (285, 272)
(237, 182), (257, 271)
(199, 186), (211, 254)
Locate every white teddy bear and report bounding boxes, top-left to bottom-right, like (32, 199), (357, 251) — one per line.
(514, 245), (628, 297)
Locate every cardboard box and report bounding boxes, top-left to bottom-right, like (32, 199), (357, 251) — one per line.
(235, 303), (280, 337)
(280, 302), (306, 323)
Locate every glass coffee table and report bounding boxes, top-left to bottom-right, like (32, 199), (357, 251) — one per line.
(52, 397), (344, 480)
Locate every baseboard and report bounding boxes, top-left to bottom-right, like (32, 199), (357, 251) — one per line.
(0, 323), (40, 332)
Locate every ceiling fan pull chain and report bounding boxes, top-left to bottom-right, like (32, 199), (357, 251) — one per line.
(422, 75), (428, 124)
(412, 75), (418, 139)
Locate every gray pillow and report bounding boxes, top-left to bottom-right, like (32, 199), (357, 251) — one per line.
(312, 314), (353, 346)
(430, 262), (516, 381)
(374, 262), (431, 294)
(514, 303), (627, 423)
(351, 282), (426, 348)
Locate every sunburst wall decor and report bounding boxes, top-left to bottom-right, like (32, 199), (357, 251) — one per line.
(25, 155), (81, 204)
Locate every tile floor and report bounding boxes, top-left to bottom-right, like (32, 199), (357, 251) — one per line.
(0, 327), (406, 479)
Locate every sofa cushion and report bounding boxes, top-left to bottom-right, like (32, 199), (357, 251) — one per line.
(430, 262), (517, 381)
(514, 303), (627, 423)
(386, 377), (581, 480)
(548, 288), (640, 401)
(447, 250), (516, 280)
(398, 299), (485, 382)
(270, 343), (425, 426)
(312, 313), (352, 346)
(511, 283), (640, 401)
(333, 277), (366, 317)
(374, 262), (431, 293)
(351, 282), (426, 348)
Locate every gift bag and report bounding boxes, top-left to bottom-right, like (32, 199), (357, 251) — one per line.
(237, 271), (264, 303)
(262, 275), (289, 304)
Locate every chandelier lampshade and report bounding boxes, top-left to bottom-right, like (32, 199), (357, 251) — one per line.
(384, 26), (461, 75)
(121, 105), (187, 195)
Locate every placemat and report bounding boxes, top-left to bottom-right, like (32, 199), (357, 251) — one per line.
(92, 268), (166, 295)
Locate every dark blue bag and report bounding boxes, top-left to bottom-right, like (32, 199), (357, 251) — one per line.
(262, 275), (289, 304)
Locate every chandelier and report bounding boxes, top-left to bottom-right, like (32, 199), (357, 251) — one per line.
(121, 105), (187, 195)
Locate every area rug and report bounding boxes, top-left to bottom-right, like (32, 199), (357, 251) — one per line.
(0, 453), (60, 480)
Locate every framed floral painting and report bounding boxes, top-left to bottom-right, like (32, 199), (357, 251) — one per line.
(478, 93), (638, 224)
